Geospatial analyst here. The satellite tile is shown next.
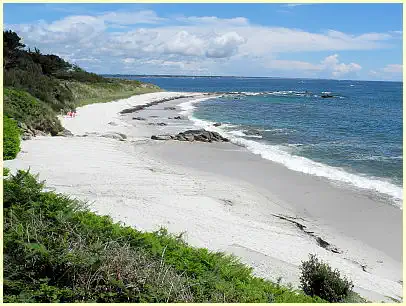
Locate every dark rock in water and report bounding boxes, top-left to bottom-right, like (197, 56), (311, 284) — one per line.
(321, 93), (333, 98)
(168, 116), (183, 120)
(149, 115), (159, 118)
(164, 106), (176, 110)
(133, 117), (147, 121)
(245, 129), (261, 136)
(213, 122), (222, 127)
(151, 135), (173, 140)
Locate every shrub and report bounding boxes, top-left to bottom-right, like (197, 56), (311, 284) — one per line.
(300, 254), (354, 302)
(4, 87), (63, 135)
(3, 116), (21, 160)
(4, 170), (325, 303)
(4, 167), (10, 176)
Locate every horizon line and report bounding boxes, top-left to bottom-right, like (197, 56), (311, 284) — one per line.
(101, 73), (402, 83)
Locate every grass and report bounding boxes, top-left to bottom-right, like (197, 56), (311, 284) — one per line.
(63, 79), (162, 107)
(3, 116), (21, 160)
(3, 170), (325, 303)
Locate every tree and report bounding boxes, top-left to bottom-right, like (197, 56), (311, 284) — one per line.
(3, 30), (26, 69)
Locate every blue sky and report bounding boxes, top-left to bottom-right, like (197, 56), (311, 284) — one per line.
(4, 3), (403, 80)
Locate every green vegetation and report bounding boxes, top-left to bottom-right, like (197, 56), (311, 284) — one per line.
(3, 30), (161, 154)
(300, 254), (354, 303)
(3, 116), (21, 160)
(4, 170), (325, 303)
(4, 88), (63, 136)
(4, 167), (10, 176)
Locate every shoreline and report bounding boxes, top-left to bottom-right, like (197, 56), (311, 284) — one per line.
(4, 92), (402, 302)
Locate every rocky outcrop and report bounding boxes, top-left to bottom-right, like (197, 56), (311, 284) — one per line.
(120, 95), (194, 114)
(132, 117), (146, 121)
(56, 128), (74, 137)
(151, 129), (229, 143)
(18, 122), (52, 140)
(100, 132), (127, 141)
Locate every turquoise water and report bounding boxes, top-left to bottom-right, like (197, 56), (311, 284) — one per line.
(113, 76), (403, 205)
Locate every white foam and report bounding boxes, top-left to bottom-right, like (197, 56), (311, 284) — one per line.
(179, 98), (403, 208)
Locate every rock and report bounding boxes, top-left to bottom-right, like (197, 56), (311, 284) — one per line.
(151, 129), (229, 143)
(213, 122), (222, 127)
(108, 121), (118, 126)
(22, 134), (32, 140)
(132, 117), (146, 121)
(164, 106), (176, 110)
(169, 116), (183, 120)
(57, 128), (74, 137)
(101, 132), (127, 141)
(148, 122), (167, 126)
(149, 115), (159, 118)
(151, 135), (173, 140)
(34, 130), (48, 136)
(18, 122), (28, 131)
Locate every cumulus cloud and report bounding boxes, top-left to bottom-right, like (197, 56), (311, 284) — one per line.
(6, 8), (401, 79)
(369, 64), (402, 80)
(205, 32), (245, 58)
(265, 54), (362, 78)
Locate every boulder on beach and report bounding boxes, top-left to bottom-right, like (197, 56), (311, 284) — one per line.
(148, 122), (167, 126)
(57, 128), (74, 137)
(151, 129), (229, 143)
(151, 135), (173, 140)
(101, 132), (127, 141)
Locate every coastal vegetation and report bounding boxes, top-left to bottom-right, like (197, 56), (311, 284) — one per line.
(3, 30), (160, 157)
(3, 116), (20, 160)
(3, 170), (325, 303)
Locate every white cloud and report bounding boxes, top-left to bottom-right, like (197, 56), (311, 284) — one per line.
(264, 54), (361, 78)
(101, 10), (165, 25)
(382, 64), (402, 73)
(369, 64), (402, 80)
(205, 32), (245, 58)
(6, 9), (401, 79)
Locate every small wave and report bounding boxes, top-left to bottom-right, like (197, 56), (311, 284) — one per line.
(229, 130), (263, 139)
(179, 99), (402, 206)
(350, 155), (403, 161)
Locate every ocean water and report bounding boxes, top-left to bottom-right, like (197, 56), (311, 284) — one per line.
(112, 76), (403, 206)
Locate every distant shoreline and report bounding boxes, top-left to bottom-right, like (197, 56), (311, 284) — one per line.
(103, 74), (403, 83)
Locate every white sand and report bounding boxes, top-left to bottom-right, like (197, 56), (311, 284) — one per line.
(4, 92), (402, 302)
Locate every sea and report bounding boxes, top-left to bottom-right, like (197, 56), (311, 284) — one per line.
(109, 75), (403, 207)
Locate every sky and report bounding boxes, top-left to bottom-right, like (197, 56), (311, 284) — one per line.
(4, 3), (403, 81)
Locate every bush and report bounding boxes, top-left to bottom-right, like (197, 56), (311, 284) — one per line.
(4, 87), (63, 135)
(3, 116), (21, 160)
(300, 254), (353, 302)
(4, 170), (324, 303)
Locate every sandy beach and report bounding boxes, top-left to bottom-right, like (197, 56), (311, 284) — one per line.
(4, 92), (402, 302)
